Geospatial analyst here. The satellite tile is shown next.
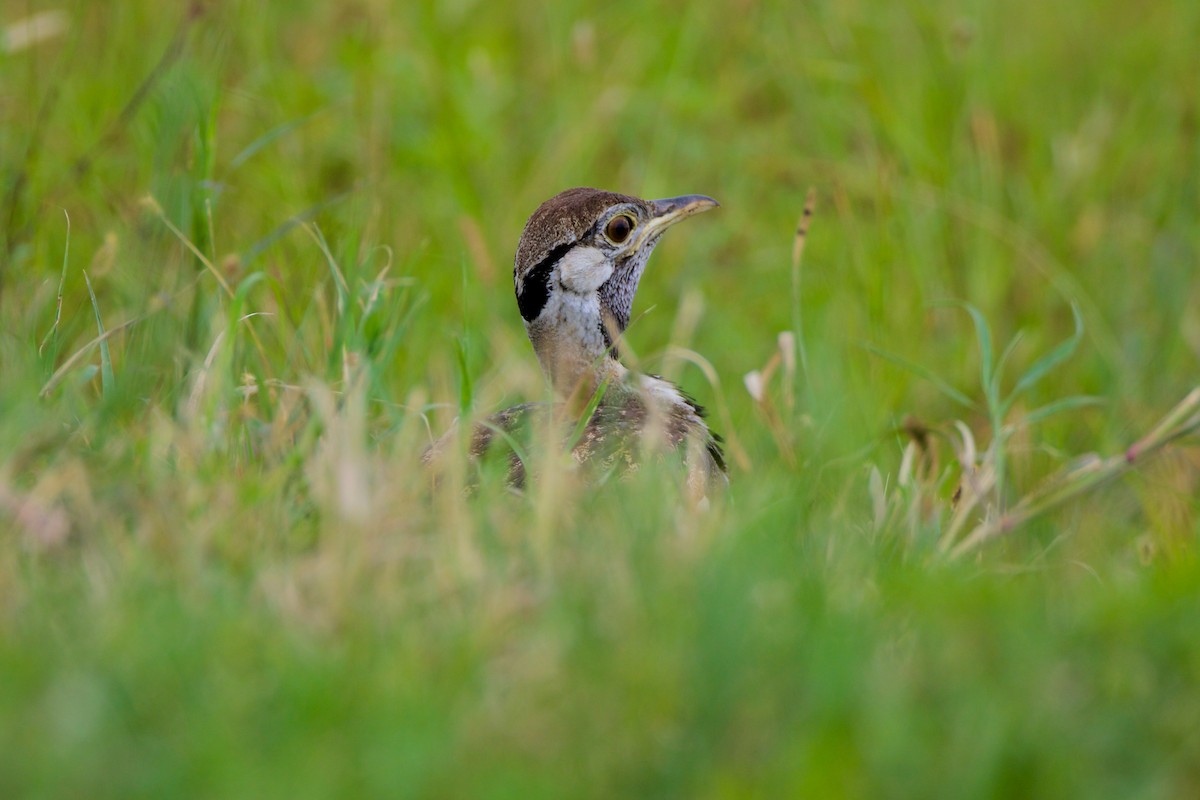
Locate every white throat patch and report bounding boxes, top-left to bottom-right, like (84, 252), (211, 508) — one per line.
(557, 245), (612, 293)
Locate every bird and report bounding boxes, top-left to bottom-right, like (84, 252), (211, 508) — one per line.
(426, 187), (726, 497)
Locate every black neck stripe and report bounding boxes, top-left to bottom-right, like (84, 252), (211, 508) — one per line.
(599, 320), (620, 359)
(516, 241), (573, 322)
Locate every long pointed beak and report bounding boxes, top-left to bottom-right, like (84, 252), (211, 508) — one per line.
(633, 194), (719, 249)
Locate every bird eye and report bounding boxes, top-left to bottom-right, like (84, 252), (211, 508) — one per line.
(604, 214), (635, 244)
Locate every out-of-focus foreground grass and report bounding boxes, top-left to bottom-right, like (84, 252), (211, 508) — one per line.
(2, 0), (1198, 796)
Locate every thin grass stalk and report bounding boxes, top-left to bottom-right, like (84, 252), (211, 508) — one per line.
(950, 387), (1200, 558)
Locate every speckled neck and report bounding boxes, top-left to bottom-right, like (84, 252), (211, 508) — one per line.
(526, 288), (626, 398)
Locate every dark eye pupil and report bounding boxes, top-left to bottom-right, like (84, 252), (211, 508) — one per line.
(607, 216), (632, 242)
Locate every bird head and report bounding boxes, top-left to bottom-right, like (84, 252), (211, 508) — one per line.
(513, 187), (718, 394)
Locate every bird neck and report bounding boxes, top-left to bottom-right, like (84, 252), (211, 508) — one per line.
(527, 289), (626, 400)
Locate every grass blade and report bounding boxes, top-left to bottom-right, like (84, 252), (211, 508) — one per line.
(38, 208), (71, 358)
(1023, 395), (1105, 426)
(566, 377), (610, 452)
(82, 270), (114, 396)
(859, 341), (976, 409)
(242, 188), (355, 265)
(305, 223), (349, 317)
(229, 111), (322, 171)
(790, 188), (816, 383)
(1010, 302), (1084, 402)
(938, 300), (995, 405)
(455, 337), (473, 414)
(992, 330), (1025, 395)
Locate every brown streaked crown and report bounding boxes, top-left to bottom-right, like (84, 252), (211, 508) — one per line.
(513, 187), (649, 281)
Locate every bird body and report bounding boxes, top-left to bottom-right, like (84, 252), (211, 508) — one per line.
(460, 370), (726, 489)
(429, 187), (725, 494)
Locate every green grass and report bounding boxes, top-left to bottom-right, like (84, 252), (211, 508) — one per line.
(3, 0), (1199, 796)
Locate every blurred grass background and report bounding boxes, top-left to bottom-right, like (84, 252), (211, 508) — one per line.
(2, 0), (1199, 796)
